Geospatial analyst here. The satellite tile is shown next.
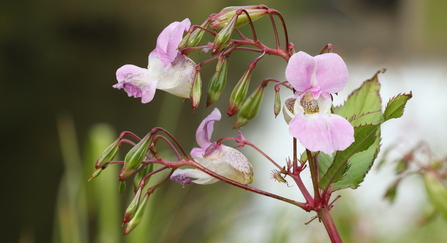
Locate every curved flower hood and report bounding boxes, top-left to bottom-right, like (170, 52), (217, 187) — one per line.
(171, 108), (253, 185)
(114, 18), (196, 103)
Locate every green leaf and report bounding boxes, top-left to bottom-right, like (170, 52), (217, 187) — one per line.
(382, 92), (412, 122)
(424, 172), (447, 220)
(319, 124), (379, 189)
(333, 69), (384, 126)
(332, 134), (381, 190)
(317, 152), (334, 179)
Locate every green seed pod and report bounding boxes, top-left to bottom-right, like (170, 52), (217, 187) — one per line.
(190, 71), (202, 110)
(179, 20), (209, 55)
(227, 67), (253, 117)
(133, 163), (154, 192)
(119, 133), (152, 180)
(210, 5), (268, 29)
(88, 168), (103, 181)
(211, 13), (238, 55)
(273, 88), (281, 117)
(122, 187), (143, 225)
(234, 85), (264, 128)
(95, 138), (121, 169)
(207, 55), (229, 106)
(124, 192), (150, 235)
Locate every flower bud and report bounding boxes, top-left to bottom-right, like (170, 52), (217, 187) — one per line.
(124, 192), (150, 235)
(190, 71), (202, 110)
(209, 5), (268, 29)
(95, 138), (121, 169)
(211, 13), (238, 55)
(234, 85), (264, 128)
(274, 87), (281, 117)
(122, 187), (143, 225)
(207, 55), (229, 106)
(227, 67), (253, 117)
(119, 133), (152, 180)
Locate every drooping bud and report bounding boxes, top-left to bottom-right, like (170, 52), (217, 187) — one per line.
(95, 137), (121, 169)
(209, 5), (269, 29)
(273, 87), (281, 117)
(207, 55), (229, 106)
(122, 187), (143, 225)
(234, 85), (264, 128)
(179, 20), (209, 55)
(119, 133), (152, 180)
(227, 67), (253, 117)
(211, 13), (238, 55)
(190, 70), (202, 110)
(124, 192), (150, 235)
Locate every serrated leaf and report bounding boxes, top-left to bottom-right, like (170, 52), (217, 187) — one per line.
(334, 69), (384, 126)
(319, 124), (379, 190)
(383, 92), (412, 122)
(332, 134), (381, 190)
(317, 152), (334, 179)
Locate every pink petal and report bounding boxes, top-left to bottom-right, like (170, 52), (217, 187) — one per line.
(289, 112), (354, 155)
(114, 64), (158, 104)
(313, 53), (348, 94)
(285, 52), (348, 94)
(116, 64), (147, 82)
(285, 51), (314, 93)
(190, 147), (204, 158)
(140, 81), (157, 103)
(195, 108), (221, 149)
(153, 18), (191, 66)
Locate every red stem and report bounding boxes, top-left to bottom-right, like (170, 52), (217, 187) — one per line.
(317, 207), (342, 243)
(178, 158), (310, 211)
(306, 149), (321, 205)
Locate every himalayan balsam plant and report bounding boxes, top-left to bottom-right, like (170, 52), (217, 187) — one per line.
(90, 5), (412, 242)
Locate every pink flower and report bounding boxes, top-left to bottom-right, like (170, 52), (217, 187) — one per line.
(171, 108), (253, 185)
(283, 51), (354, 155)
(114, 19), (196, 103)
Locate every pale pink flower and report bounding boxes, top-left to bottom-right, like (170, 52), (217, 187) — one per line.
(114, 19), (196, 103)
(283, 51), (354, 155)
(171, 108), (253, 185)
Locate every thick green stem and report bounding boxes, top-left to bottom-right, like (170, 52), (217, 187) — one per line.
(317, 207), (342, 243)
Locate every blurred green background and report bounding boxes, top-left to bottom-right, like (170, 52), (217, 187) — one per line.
(2, 0), (447, 242)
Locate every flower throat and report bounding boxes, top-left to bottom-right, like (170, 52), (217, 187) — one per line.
(300, 92), (319, 114)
